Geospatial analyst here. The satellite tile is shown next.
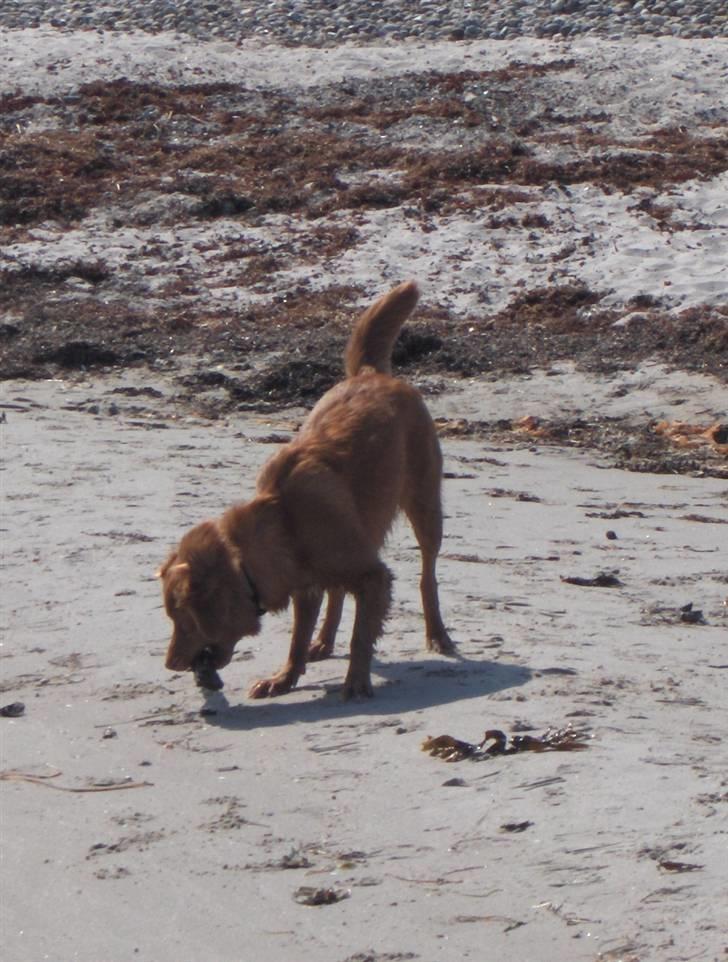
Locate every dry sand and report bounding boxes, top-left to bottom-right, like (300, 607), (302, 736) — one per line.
(1, 27), (727, 962)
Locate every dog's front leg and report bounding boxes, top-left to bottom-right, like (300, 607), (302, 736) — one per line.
(308, 588), (345, 662)
(343, 564), (393, 699)
(249, 589), (323, 698)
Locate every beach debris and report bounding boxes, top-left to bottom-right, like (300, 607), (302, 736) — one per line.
(659, 859), (703, 873)
(0, 702), (25, 718)
(293, 885), (350, 906)
(641, 842), (705, 874)
(343, 953), (417, 962)
(655, 420), (728, 456)
(586, 508), (646, 519)
(192, 648), (224, 690)
(643, 601), (709, 626)
(500, 821), (534, 833)
(422, 725), (591, 763)
(0, 769), (151, 792)
(243, 849), (314, 872)
(679, 602), (706, 625)
(423, 734), (479, 762)
(680, 513), (728, 524)
(277, 849), (314, 870)
(453, 915), (525, 932)
(562, 572), (622, 587)
(512, 415), (551, 438)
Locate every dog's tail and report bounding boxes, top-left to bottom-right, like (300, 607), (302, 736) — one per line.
(344, 280), (420, 378)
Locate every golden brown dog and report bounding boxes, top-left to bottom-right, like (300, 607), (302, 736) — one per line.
(158, 280), (455, 698)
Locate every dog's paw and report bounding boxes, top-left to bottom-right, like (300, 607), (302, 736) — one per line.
(307, 640), (334, 662)
(426, 632), (457, 656)
(342, 676), (374, 700)
(248, 674), (295, 698)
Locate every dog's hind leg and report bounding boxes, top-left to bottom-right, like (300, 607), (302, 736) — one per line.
(249, 588), (323, 698)
(308, 588), (345, 662)
(343, 563), (393, 699)
(414, 510), (455, 655)
(403, 487), (456, 656)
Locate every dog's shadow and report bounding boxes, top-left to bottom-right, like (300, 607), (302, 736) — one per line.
(199, 652), (531, 731)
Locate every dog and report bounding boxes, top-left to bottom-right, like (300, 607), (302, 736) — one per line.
(158, 280), (455, 698)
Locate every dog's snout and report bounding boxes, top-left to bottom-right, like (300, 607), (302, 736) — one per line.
(165, 651), (187, 672)
(165, 636), (192, 672)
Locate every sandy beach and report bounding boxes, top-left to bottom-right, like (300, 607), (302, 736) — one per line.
(1, 23), (727, 962)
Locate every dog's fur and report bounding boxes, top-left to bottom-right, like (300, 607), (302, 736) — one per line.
(158, 280), (455, 698)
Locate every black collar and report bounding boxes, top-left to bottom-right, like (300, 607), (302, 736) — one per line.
(242, 565), (266, 617)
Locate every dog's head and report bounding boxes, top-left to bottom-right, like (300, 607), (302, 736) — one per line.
(158, 521), (263, 673)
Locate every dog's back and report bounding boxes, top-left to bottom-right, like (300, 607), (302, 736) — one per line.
(295, 279), (430, 467)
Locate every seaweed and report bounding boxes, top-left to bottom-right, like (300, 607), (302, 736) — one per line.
(422, 724), (591, 762)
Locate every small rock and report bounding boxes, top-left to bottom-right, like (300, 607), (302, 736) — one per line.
(0, 702), (25, 718)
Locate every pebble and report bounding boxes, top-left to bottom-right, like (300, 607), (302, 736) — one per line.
(0, 0), (725, 44)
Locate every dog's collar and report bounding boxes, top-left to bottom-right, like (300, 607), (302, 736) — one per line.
(242, 564), (266, 617)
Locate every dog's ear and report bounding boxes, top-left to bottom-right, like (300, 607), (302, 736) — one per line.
(183, 522), (234, 601)
(156, 551), (197, 611)
(157, 526), (231, 617)
(156, 553), (182, 579)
